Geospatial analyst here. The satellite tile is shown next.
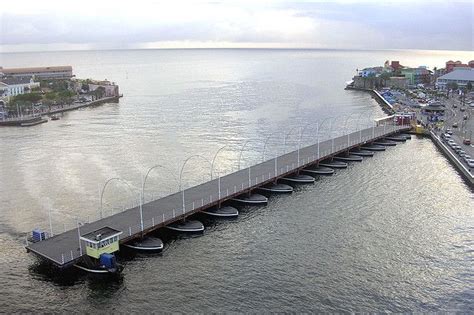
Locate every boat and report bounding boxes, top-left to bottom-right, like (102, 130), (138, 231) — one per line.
(374, 140), (397, 146)
(400, 134), (412, 140)
(319, 161), (348, 169)
(201, 206), (239, 218)
(20, 118), (48, 127)
(76, 227), (124, 274)
(333, 154), (363, 162)
(74, 260), (123, 274)
(361, 145), (386, 151)
(231, 193), (268, 205)
(350, 150), (374, 157)
(280, 174), (315, 184)
(302, 166), (335, 175)
(257, 183), (293, 193)
(50, 115), (60, 121)
(385, 136), (406, 142)
(123, 236), (164, 252)
(166, 220), (204, 233)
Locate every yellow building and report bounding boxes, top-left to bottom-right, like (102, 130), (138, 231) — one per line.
(80, 227), (123, 259)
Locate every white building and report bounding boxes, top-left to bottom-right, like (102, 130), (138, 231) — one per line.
(0, 84), (7, 119)
(88, 80), (120, 97)
(0, 66), (73, 80)
(0, 76), (40, 97)
(436, 69), (474, 90)
(0, 83), (8, 98)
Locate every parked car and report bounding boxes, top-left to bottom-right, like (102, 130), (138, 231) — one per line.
(460, 107), (465, 112)
(458, 150), (466, 157)
(463, 155), (472, 162)
(446, 129), (453, 135)
(452, 122), (458, 128)
(463, 115), (468, 120)
(467, 160), (474, 168)
(464, 139), (471, 145)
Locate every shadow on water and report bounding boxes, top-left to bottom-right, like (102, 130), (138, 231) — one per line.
(28, 256), (124, 288)
(28, 259), (84, 286)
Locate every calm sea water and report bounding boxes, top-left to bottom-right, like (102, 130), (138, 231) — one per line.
(0, 49), (473, 312)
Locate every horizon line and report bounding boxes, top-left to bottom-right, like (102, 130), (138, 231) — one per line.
(1, 46), (472, 54)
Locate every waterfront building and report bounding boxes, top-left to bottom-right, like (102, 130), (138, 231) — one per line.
(359, 67), (383, 77)
(88, 80), (120, 97)
(0, 87), (6, 119)
(400, 67), (432, 85)
(0, 82), (8, 98)
(391, 61), (402, 71)
(0, 76), (40, 97)
(445, 60), (474, 73)
(386, 77), (409, 89)
(0, 66), (73, 80)
(436, 68), (474, 90)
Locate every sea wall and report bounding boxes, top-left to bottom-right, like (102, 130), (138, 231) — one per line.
(429, 130), (474, 187)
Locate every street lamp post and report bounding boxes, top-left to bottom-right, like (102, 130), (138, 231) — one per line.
(284, 126), (304, 167)
(211, 145), (232, 180)
(142, 164), (179, 205)
(261, 131), (283, 180)
(317, 116), (335, 158)
(76, 218), (82, 256)
(99, 177), (139, 220)
(238, 139), (265, 188)
(179, 155), (213, 215)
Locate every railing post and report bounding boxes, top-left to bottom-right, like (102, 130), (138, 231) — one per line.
(274, 155), (277, 178)
(248, 167), (251, 189)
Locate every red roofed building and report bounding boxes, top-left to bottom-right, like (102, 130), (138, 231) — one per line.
(446, 60), (470, 73)
(391, 61), (402, 71)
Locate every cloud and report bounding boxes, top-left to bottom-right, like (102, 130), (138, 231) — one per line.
(0, 0), (472, 51)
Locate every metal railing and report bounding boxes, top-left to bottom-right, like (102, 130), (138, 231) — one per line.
(30, 122), (411, 265)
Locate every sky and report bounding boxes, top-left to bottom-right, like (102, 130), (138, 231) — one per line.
(0, 0), (472, 52)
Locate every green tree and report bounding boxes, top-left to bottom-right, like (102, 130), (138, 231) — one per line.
(10, 93), (43, 104)
(467, 81), (473, 91)
(91, 86), (106, 100)
(447, 82), (458, 90)
(81, 83), (89, 91)
(57, 90), (75, 105)
(45, 92), (57, 100)
(379, 72), (392, 87)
